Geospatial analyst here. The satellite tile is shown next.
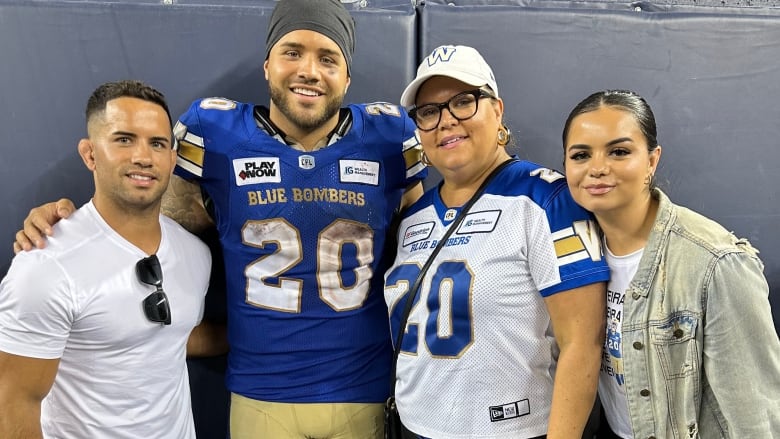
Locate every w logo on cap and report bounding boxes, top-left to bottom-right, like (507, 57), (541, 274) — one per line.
(400, 44), (498, 107)
(425, 45), (457, 66)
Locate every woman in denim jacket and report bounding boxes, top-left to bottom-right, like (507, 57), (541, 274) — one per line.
(561, 89), (780, 438)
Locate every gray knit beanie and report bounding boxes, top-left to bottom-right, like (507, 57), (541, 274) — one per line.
(265, 0), (356, 75)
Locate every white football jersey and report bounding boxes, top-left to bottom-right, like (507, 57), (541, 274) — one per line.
(384, 160), (609, 438)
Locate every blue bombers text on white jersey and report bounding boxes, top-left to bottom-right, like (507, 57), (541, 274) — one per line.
(384, 159), (609, 438)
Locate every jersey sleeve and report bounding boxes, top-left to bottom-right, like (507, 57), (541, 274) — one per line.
(0, 253), (74, 359)
(400, 116), (428, 187)
(173, 97), (247, 181)
(534, 183), (610, 297)
(173, 99), (209, 180)
(360, 102), (428, 188)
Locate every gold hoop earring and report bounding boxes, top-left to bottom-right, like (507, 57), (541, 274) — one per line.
(497, 124), (510, 147)
(421, 152), (432, 167)
(645, 173), (654, 186)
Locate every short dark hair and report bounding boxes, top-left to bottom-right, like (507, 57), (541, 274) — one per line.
(85, 80), (171, 127)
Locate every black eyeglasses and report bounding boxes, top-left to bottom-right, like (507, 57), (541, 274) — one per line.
(135, 254), (171, 325)
(408, 89), (495, 132)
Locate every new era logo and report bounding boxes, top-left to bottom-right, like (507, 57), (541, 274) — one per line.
(488, 399), (530, 422)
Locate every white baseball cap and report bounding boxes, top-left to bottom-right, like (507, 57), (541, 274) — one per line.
(400, 45), (499, 108)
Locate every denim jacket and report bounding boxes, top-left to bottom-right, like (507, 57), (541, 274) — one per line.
(621, 189), (780, 439)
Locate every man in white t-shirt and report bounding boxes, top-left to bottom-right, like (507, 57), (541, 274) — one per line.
(0, 80), (215, 439)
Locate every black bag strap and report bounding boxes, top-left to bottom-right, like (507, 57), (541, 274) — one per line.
(387, 158), (518, 404)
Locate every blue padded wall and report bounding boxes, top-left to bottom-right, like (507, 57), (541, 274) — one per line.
(0, 0), (416, 268)
(419, 1), (780, 331)
(1, 0), (779, 437)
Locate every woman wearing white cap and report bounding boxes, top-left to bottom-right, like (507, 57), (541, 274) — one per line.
(383, 45), (610, 438)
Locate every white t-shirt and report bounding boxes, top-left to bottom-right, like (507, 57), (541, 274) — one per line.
(598, 243), (643, 439)
(0, 201), (211, 439)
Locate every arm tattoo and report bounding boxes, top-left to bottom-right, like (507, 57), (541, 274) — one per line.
(161, 175), (214, 233)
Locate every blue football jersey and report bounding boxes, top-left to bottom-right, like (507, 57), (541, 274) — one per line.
(174, 98), (426, 403)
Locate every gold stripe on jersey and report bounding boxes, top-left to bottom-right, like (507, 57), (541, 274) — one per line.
(403, 134), (425, 179)
(403, 135), (422, 165)
(552, 226), (591, 266)
(174, 126), (206, 177)
(555, 235), (585, 257)
(177, 138), (205, 168)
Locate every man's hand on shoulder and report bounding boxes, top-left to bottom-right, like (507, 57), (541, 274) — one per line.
(13, 199), (76, 254)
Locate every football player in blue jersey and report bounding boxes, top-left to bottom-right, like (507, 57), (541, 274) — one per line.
(12, 0), (426, 438)
(384, 45), (608, 439)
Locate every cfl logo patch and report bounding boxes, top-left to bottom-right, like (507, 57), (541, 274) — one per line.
(299, 155), (315, 170)
(489, 399), (530, 422)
